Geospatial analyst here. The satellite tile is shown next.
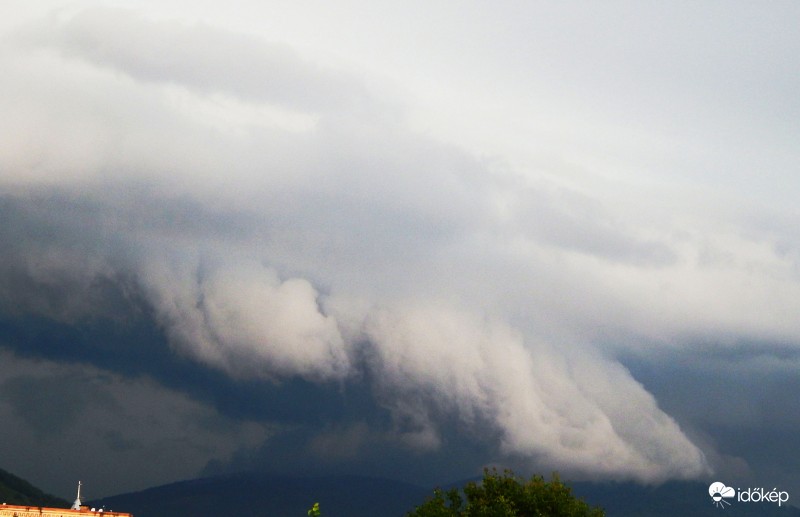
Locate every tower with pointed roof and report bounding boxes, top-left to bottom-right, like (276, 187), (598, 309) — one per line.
(70, 481), (82, 510)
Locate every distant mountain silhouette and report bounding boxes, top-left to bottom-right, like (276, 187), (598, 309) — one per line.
(0, 467), (70, 508)
(91, 473), (430, 517)
(93, 472), (800, 517)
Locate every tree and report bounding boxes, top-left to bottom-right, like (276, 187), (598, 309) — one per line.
(307, 502), (321, 517)
(407, 468), (605, 517)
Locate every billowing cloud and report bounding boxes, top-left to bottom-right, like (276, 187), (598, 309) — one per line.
(140, 259), (350, 380)
(1, 2), (799, 498)
(360, 303), (705, 480)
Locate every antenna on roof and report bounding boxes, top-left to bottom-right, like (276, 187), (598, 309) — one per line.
(71, 481), (82, 510)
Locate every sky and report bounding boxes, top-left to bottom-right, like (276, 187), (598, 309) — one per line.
(1, 0), (799, 501)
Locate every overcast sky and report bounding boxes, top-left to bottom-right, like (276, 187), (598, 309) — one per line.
(1, 0), (799, 501)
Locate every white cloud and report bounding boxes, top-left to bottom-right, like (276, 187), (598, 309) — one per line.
(15, 6), (365, 111)
(139, 258), (350, 380)
(362, 303), (708, 481)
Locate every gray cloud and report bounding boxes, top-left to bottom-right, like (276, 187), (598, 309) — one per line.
(0, 350), (269, 498)
(17, 7), (366, 113)
(1, 370), (116, 437)
(510, 179), (677, 266)
(0, 191), (710, 485)
(1, 3), (799, 498)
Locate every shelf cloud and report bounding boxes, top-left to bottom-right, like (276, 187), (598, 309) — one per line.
(1, 2), (799, 498)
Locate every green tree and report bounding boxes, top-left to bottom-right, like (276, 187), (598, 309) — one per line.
(307, 502), (321, 517)
(407, 468), (604, 517)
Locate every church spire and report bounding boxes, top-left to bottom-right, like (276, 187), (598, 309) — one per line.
(70, 481), (82, 510)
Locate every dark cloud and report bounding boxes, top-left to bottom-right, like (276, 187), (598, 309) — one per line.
(207, 416), (499, 488)
(0, 348), (269, 498)
(621, 344), (800, 496)
(1, 371), (115, 436)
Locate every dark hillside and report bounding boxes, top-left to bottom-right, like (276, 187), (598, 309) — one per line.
(92, 473), (429, 517)
(0, 467), (70, 507)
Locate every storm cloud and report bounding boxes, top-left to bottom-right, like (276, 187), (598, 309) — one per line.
(1, 1), (799, 499)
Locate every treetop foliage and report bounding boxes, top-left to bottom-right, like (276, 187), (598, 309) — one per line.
(406, 468), (605, 517)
